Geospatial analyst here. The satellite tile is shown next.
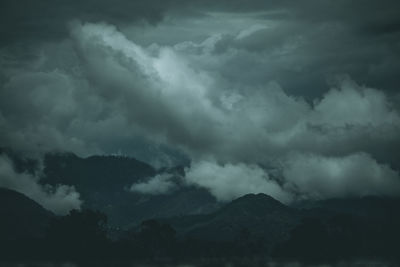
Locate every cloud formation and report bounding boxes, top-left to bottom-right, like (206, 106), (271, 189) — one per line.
(185, 160), (291, 203)
(0, 155), (82, 215)
(282, 152), (400, 200)
(130, 173), (178, 195)
(2, 22), (399, 163)
(1, 0), (400, 204)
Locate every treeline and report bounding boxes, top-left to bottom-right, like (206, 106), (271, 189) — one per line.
(1, 209), (400, 263)
(274, 213), (400, 262)
(0, 209), (269, 261)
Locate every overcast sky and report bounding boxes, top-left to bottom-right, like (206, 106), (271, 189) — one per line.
(1, 0), (400, 205)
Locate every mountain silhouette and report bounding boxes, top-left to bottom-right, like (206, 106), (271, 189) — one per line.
(0, 187), (53, 241)
(41, 152), (218, 227)
(159, 193), (299, 253)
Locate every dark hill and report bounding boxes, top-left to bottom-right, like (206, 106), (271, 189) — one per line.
(41, 153), (218, 227)
(42, 152), (156, 193)
(296, 196), (400, 220)
(161, 193), (300, 251)
(0, 187), (53, 241)
(275, 197), (400, 260)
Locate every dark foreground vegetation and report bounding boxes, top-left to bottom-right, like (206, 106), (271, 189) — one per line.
(1, 187), (400, 265)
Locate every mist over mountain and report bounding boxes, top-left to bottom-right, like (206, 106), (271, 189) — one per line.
(0, 149), (221, 227)
(1, 0), (400, 264)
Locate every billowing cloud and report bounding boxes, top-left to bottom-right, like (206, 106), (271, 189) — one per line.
(2, 21), (397, 165)
(130, 173), (178, 195)
(311, 77), (400, 127)
(185, 160), (292, 203)
(0, 155), (82, 215)
(1, 9), (400, 203)
(282, 152), (400, 200)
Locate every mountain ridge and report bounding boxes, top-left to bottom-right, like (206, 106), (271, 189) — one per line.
(0, 187), (53, 241)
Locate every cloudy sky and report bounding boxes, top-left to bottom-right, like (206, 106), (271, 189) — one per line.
(1, 0), (400, 208)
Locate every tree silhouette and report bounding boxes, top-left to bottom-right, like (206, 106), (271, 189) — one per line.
(46, 209), (108, 259)
(133, 219), (177, 258)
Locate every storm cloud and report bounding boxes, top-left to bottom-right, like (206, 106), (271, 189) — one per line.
(1, 0), (400, 204)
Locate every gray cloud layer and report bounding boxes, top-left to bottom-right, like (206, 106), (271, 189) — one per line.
(2, 22), (399, 161)
(1, 0), (400, 204)
(2, 0), (398, 96)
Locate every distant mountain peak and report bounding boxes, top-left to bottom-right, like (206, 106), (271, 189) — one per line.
(160, 192), (298, 244)
(234, 193), (281, 202)
(216, 193), (292, 218)
(227, 193), (286, 208)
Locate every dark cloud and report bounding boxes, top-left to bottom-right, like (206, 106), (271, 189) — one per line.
(1, 20), (400, 161)
(1, 0), (400, 94)
(0, 0), (169, 46)
(1, 1), (400, 203)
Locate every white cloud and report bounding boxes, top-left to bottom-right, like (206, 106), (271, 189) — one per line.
(311, 77), (400, 127)
(283, 152), (400, 199)
(185, 160), (292, 203)
(130, 173), (177, 195)
(0, 155), (82, 215)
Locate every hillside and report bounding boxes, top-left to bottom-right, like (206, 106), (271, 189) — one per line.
(41, 153), (219, 227)
(160, 193), (300, 253)
(0, 187), (53, 241)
